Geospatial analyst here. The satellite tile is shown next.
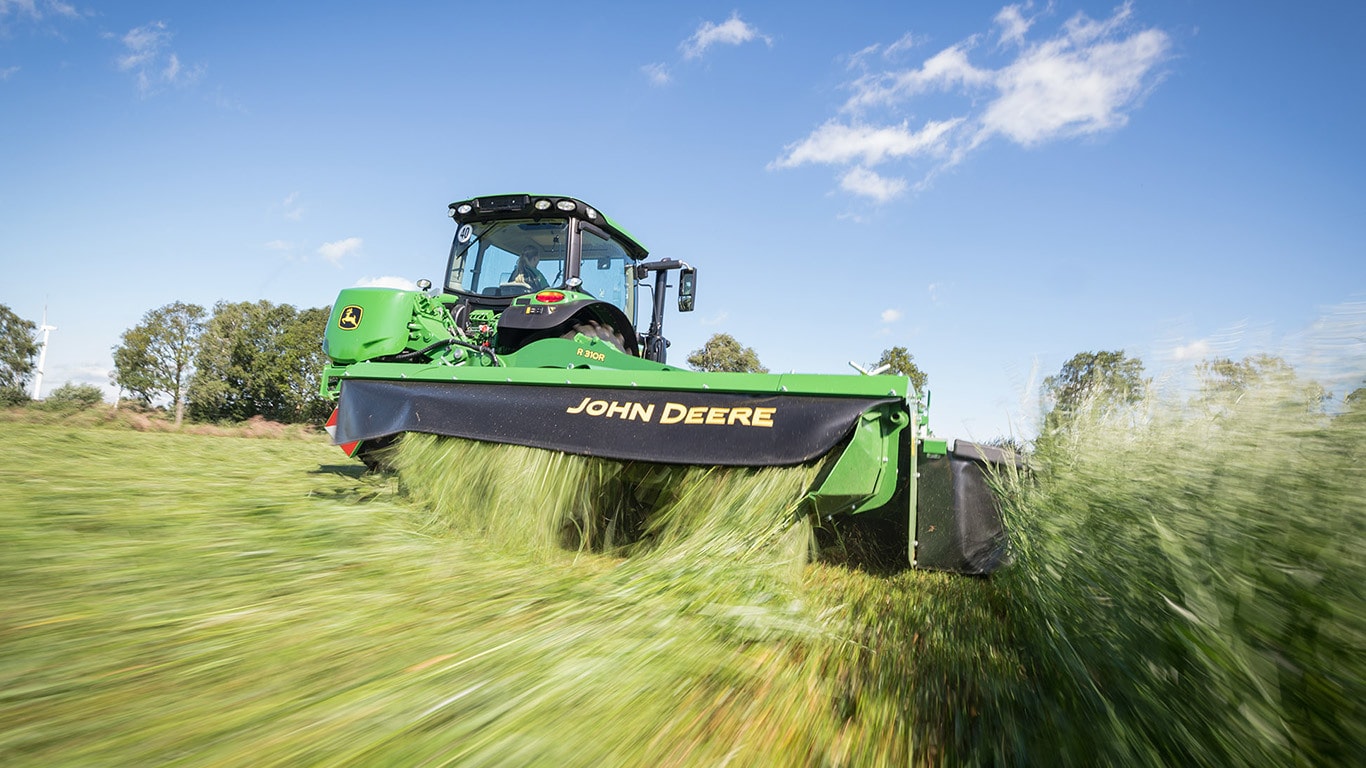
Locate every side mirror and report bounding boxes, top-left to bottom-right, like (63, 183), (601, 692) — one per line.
(677, 267), (696, 312)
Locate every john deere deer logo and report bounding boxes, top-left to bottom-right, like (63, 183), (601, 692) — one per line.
(338, 305), (363, 330)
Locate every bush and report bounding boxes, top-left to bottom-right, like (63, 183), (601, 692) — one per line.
(0, 385), (28, 407)
(44, 382), (106, 411)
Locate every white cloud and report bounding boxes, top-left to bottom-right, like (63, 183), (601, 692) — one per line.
(681, 13), (771, 60)
(845, 42), (883, 70)
(118, 21), (168, 71)
(843, 44), (991, 112)
(263, 239), (294, 252)
(773, 3), (1170, 203)
(1064, 1), (1134, 44)
(41, 362), (115, 400)
(978, 25), (1170, 146)
(841, 167), (907, 203)
(994, 4), (1034, 48)
(1, 0), (77, 22)
(847, 33), (924, 71)
(281, 191), (303, 220)
(0, 65), (18, 80)
(0, 0), (37, 18)
(1171, 340), (1212, 361)
(771, 118), (963, 170)
(116, 20), (204, 97)
(881, 308), (903, 323)
(317, 237), (362, 267)
(69, 363), (111, 383)
(355, 275), (419, 291)
(883, 32), (922, 59)
(641, 62), (671, 86)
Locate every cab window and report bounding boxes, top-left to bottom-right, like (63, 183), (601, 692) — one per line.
(579, 226), (634, 320)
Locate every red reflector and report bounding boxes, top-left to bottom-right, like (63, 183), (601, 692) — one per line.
(535, 291), (566, 303)
(325, 408), (360, 457)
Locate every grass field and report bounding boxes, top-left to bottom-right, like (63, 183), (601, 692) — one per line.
(1, 382), (1361, 766)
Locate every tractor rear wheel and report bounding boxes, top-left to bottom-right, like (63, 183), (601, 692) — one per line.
(562, 319), (627, 354)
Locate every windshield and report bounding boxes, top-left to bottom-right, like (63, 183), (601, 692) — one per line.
(446, 217), (637, 321)
(446, 219), (569, 298)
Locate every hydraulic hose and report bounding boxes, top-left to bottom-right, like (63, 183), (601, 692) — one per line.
(394, 338), (500, 366)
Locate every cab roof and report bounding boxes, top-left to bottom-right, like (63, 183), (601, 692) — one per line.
(447, 194), (649, 261)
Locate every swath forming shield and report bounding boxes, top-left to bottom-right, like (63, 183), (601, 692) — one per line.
(334, 378), (902, 467)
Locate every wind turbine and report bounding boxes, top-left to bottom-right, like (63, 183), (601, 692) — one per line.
(31, 308), (56, 400)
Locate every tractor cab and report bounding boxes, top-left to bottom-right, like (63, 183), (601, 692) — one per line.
(445, 195), (643, 321)
(442, 194), (695, 363)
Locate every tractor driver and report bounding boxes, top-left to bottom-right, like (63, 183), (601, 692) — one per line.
(511, 245), (549, 291)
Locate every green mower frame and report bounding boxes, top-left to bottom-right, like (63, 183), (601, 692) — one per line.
(321, 194), (1012, 573)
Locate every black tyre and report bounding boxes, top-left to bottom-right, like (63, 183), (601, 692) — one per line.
(561, 318), (627, 354)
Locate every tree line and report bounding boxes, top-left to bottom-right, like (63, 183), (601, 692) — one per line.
(688, 333), (1365, 443)
(111, 300), (332, 425)
(0, 304), (40, 406)
(0, 301), (331, 423)
(4, 301), (1361, 432)
(1036, 349), (1365, 450)
(686, 333), (929, 391)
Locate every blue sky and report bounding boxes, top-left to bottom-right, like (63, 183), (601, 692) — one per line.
(2, 1), (1363, 441)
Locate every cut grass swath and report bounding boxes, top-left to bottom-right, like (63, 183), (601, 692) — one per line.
(3, 321), (1362, 767)
(392, 432), (821, 573)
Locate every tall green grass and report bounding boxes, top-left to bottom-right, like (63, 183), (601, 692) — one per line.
(3, 364), (1360, 766)
(0, 422), (966, 766)
(992, 377), (1364, 765)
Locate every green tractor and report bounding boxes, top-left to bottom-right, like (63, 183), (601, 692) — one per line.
(321, 194), (1013, 574)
